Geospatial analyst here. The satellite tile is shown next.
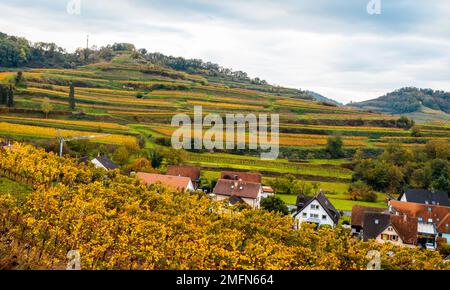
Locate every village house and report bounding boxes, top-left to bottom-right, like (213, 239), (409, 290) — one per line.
(136, 172), (195, 191)
(90, 155), (118, 171)
(292, 192), (340, 229)
(389, 200), (450, 248)
(261, 186), (274, 199)
(361, 212), (418, 247)
(351, 205), (388, 236)
(166, 165), (201, 190)
(0, 141), (15, 151)
(398, 188), (450, 207)
(220, 171), (262, 183)
(212, 178), (262, 209)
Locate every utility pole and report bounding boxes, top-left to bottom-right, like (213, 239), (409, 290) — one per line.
(57, 129), (110, 157)
(84, 34), (89, 61)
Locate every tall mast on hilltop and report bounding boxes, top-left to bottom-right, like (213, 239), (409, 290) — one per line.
(84, 34), (89, 61)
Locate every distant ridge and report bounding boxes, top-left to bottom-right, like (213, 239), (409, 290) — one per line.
(348, 87), (450, 121)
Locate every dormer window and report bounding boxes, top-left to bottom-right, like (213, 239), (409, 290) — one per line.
(428, 218), (433, 223)
(418, 217), (423, 222)
(375, 219), (379, 225)
(427, 207), (432, 212)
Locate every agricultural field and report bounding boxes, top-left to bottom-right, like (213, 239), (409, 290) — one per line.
(1, 51), (448, 212)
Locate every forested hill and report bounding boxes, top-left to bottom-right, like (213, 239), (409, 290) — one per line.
(0, 31), (338, 104)
(349, 87), (450, 120)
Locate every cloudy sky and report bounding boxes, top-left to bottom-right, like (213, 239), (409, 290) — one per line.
(0, 0), (449, 103)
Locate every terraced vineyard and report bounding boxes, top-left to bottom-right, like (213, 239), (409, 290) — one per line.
(1, 51), (449, 210)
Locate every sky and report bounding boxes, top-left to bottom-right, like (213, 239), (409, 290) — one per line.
(0, 0), (449, 104)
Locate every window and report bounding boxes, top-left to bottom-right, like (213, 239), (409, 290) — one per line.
(391, 235), (398, 241)
(427, 207), (432, 212)
(311, 204), (319, 210)
(418, 217), (423, 222)
(388, 227), (393, 231)
(322, 215), (327, 220)
(381, 234), (389, 240)
(375, 219), (379, 225)
(302, 212), (307, 218)
(446, 224), (449, 228)
(428, 218), (433, 223)
(310, 214), (319, 219)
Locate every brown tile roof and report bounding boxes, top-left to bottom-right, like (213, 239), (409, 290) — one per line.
(390, 215), (418, 245)
(136, 172), (192, 191)
(389, 200), (450, 231)
(351, 205), (387, 228)
(437, 213), (450, 234)
(213, 179), (261, 199)
(220, 171), (262, 183)
(166, 165), (200, 182)
(262, 186), (274, 193)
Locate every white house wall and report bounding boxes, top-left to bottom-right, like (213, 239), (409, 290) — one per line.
(294, 199), (335, 228)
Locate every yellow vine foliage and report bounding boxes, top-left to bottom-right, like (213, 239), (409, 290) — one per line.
(0, 143), (448, 270)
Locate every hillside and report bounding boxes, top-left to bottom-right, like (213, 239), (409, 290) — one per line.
(1, 34), (450, 213)
(349, 87), (450, 121)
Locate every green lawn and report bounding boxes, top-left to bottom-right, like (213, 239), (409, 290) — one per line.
(276, 193), (387, 212)
(188, 153), (352, 180)
(0, 177), (32, 201)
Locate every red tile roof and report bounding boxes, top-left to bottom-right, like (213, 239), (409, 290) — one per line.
(390, 215), (418, 245)
(136, 172), (192, 191)
(389, 200), (450, 232)
(351, 205), (387, 228)
(220, 171), (262, 183)
(437, 213), (450, 234)
(213, 179), (261, 199)
(166, 165), (200, 182)
(262, 186), (274, 193)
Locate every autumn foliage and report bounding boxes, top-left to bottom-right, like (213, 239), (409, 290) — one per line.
(0, 143), (448, 270)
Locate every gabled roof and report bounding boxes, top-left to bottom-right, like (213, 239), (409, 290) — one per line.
(262, 186), (274, 193)
(166, 165), (200, 182)
(93, 155), (118, 170)
(362, 212), (391, 241)
(399, 188), (450, 207)
(437, 213), (450, 234)
(220, 171), (262, 183)
(136, 172), (192, 191)
(294, 192), (340, 224)
(212, 179), (261, 199)
(351, 205), (388, 228)
(363, 212), (418, 245)
(389, 200), (450, 232)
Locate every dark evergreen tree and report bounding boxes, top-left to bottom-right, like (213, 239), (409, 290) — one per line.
(69, 82), (76, 110)
(6, 85), (14, 108)
(0, 85), (7, 105)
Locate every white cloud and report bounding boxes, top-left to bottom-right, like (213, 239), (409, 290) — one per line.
(0, 0), (449, 104)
